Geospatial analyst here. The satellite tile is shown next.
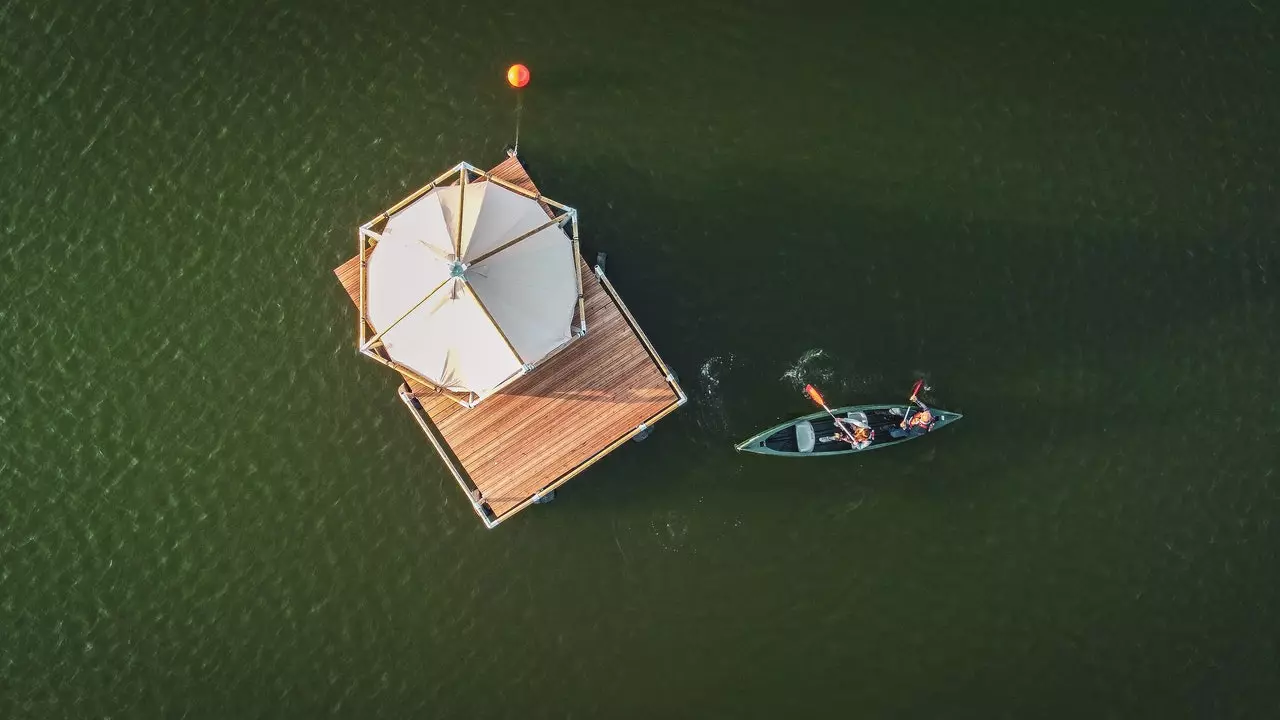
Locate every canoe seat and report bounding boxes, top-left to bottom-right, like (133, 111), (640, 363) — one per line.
(795, 420), (816, 452)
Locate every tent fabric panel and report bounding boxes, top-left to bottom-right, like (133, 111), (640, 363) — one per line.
(382, 190), (456, 260)
(379, 279), (523, 393)
(432, 185), (463, 256)
(459, 182), (558, 261)
(364, 233), (452, 334)
(466, 224), (577, 364)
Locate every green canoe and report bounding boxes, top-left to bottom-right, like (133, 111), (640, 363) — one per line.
(734, 404), (962, 457)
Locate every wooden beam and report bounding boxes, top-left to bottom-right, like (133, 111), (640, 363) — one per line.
(471, 167), (572, 212)
(454, 167), (467, 258)
(358, 229), (368, 347)
(373, 163), (461, 225)
(569, 212), (587, 334)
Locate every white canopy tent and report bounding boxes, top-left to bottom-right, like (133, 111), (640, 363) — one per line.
(357, 162), (586, 407)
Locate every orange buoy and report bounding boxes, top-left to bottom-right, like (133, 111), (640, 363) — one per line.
(506, 63), (530, 89)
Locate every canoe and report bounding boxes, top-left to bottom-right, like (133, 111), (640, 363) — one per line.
(734, 404), (962, 457)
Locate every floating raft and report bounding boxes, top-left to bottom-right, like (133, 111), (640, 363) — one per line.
(334, 156), (685, 528)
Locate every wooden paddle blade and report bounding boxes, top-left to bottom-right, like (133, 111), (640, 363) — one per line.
(804, 384), (825, 406)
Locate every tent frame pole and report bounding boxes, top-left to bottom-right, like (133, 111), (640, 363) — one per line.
(464, 163), (574, 212)
(568, 211), (587, 334)
(358, 228), (368, 347)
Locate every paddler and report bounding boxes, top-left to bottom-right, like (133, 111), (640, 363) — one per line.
(899, 379), (936, 433)
(833, 416), (874, 450)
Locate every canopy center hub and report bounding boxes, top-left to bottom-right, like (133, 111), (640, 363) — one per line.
(449, 261), (467, 279)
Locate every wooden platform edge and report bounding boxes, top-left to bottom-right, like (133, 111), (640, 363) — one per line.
(485, 266), (687, 526)
(594, 266), (686, 402)
(396, 385), (497, 528)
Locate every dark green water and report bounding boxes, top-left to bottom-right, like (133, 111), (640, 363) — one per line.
(3, 1), (1278, 717)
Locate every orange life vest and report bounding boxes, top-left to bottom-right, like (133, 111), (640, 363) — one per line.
(907, 411), (934, 428)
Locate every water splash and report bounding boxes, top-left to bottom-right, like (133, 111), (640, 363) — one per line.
(694, 354), (734, 434)
(649, 510), (692, 553)
(779, 348), (836, 390)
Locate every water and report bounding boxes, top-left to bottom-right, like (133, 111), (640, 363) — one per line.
(3, 1), (1277, 717)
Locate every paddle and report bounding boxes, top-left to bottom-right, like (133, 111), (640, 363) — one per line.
(901, 379), (927, 429)
(804, 384), (859, 444)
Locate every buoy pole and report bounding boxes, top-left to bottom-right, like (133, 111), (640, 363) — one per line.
(506, 64), (531, 157)
(513, 90), (523, 156)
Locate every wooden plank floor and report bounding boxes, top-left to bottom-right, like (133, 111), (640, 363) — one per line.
(335, 156), (682, 523)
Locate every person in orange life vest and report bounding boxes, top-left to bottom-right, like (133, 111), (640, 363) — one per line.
(832, 417), (874, 450)
(900, 386), (936, 433)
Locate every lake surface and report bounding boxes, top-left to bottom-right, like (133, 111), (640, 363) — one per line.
(2, 1), (1277, 717)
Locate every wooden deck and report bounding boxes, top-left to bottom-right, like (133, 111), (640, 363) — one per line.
(335, 156), (684, 527)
